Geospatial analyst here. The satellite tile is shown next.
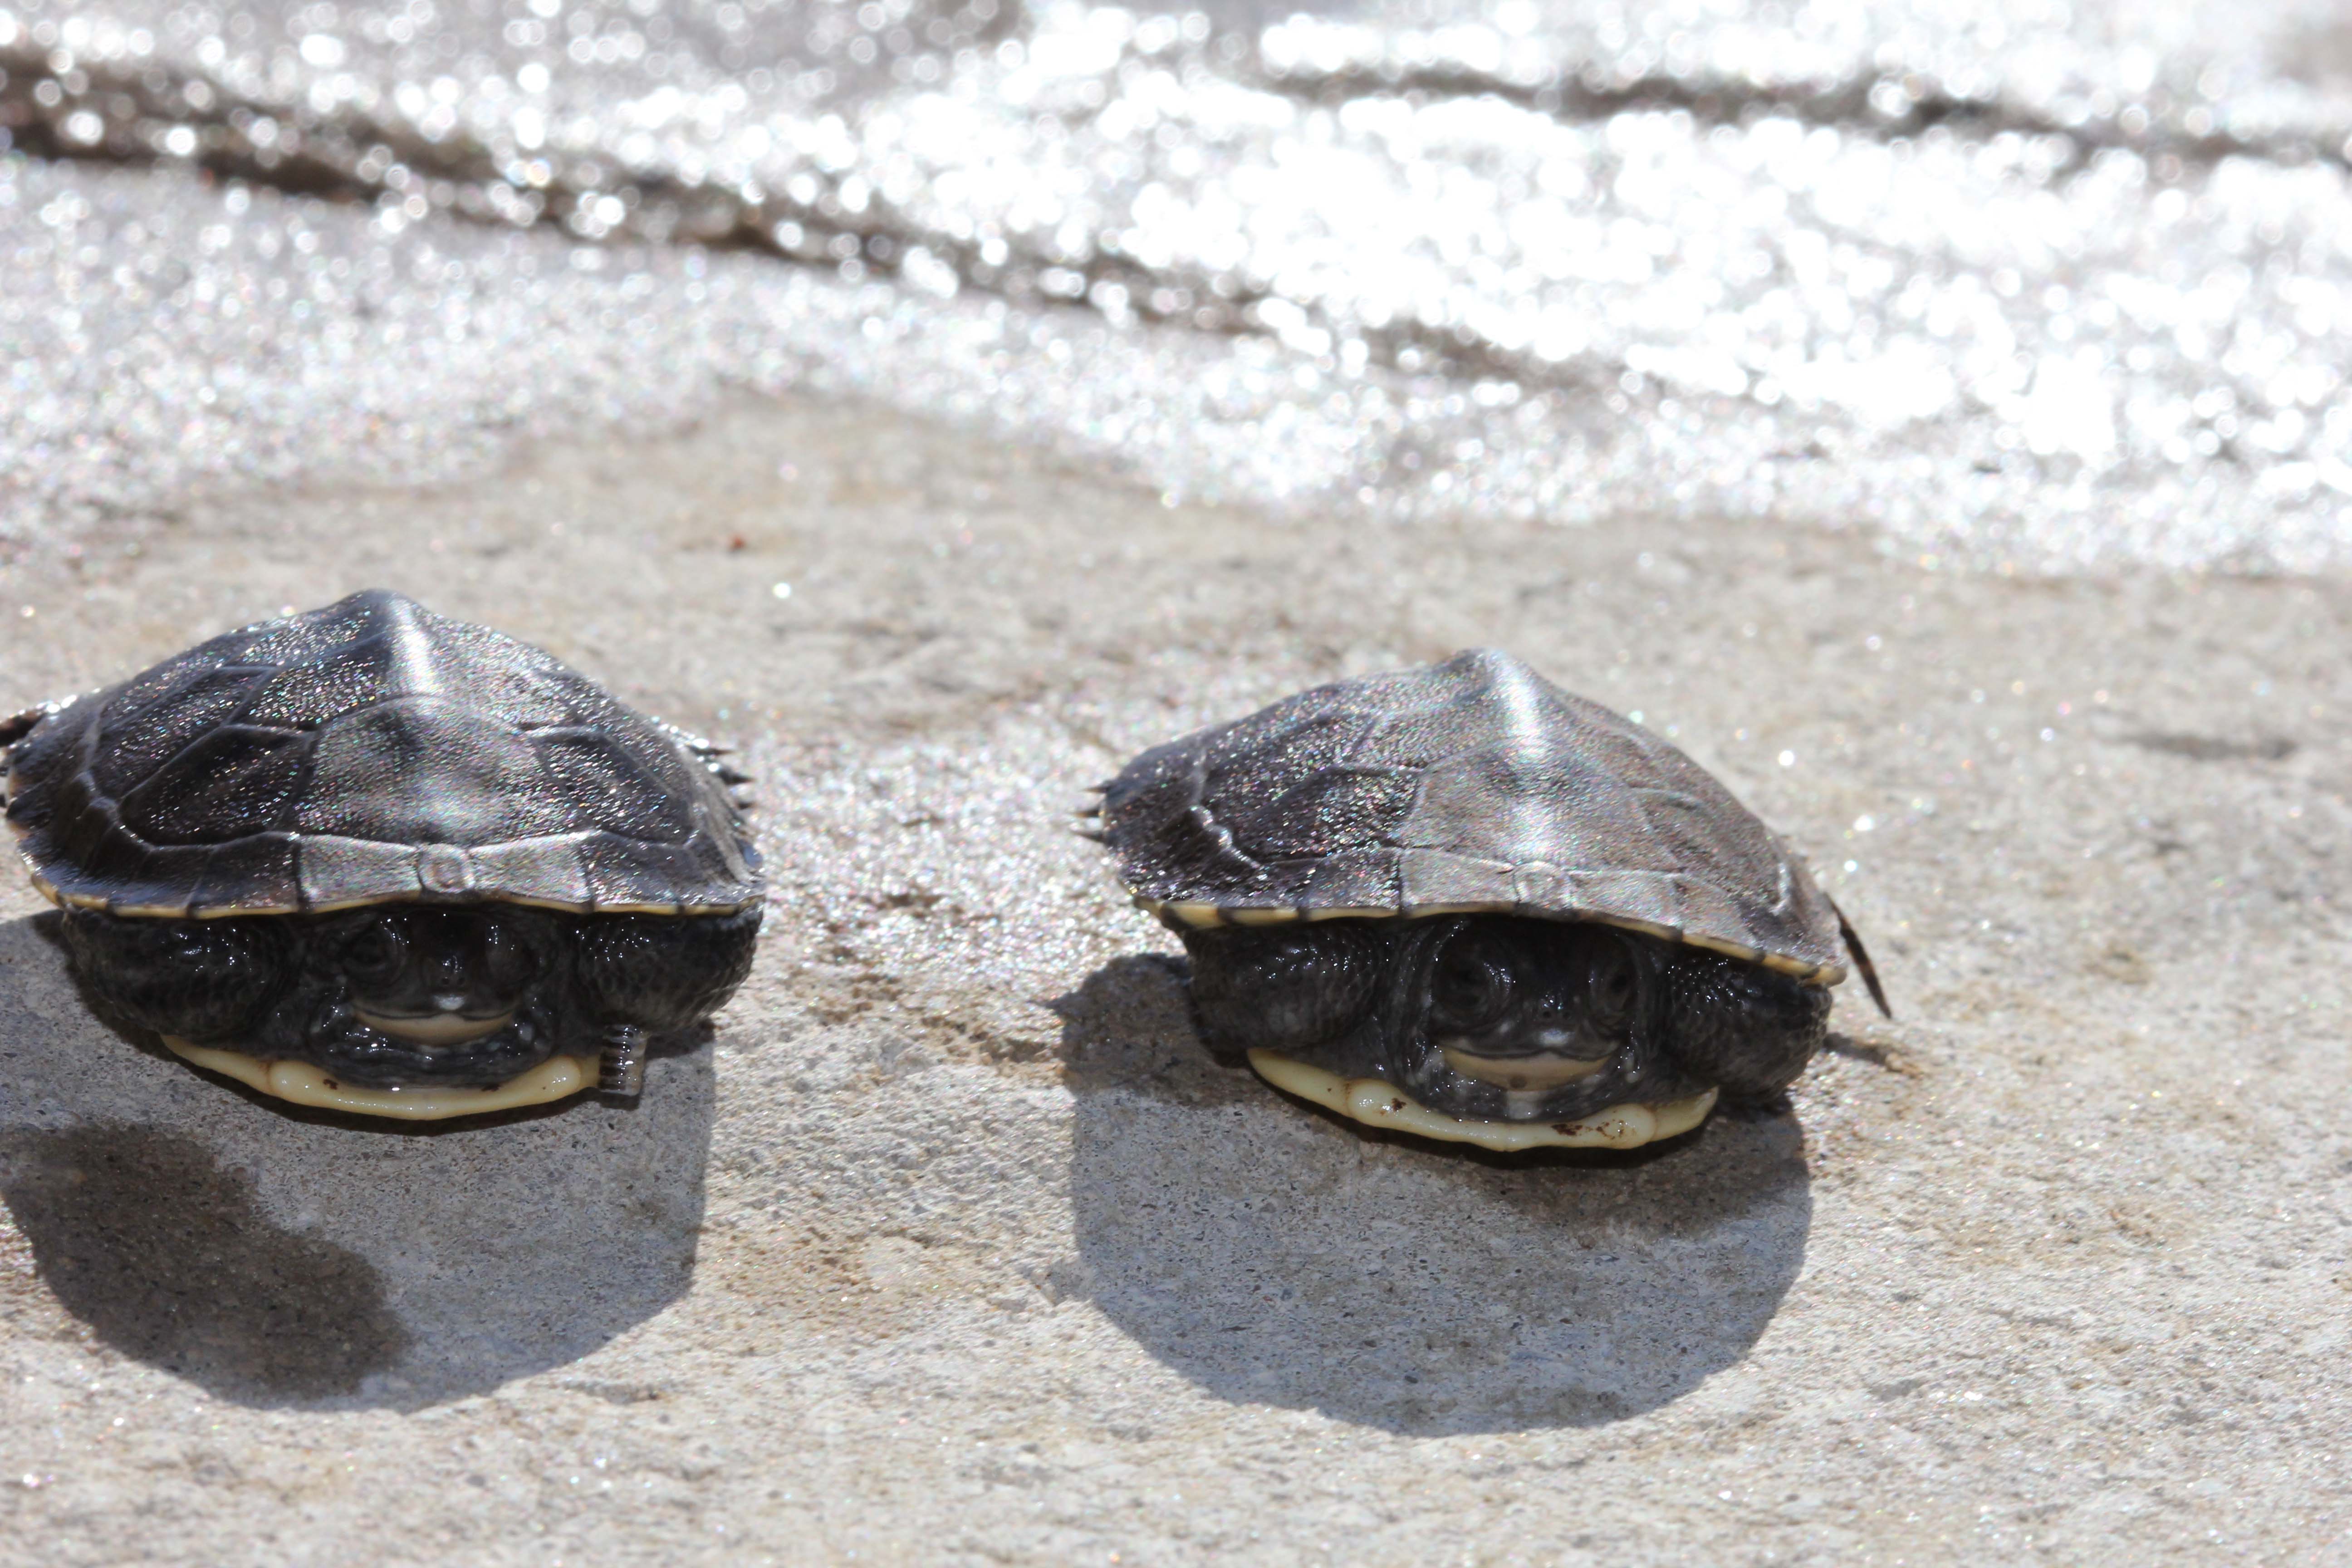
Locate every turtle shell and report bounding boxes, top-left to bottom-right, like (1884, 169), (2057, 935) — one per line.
(1098, 648), (1847, 984)
(3, 590), (763, 919)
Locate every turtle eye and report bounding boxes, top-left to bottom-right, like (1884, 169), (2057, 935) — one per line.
(1429, 936), (1512, 1033)
(1587, 941), (1638, 1032)
(342, 921), (406, 985)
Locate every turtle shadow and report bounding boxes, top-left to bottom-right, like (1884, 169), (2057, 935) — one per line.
(0, 913), (712, 1411)
(1050, 955), (1813, 1436)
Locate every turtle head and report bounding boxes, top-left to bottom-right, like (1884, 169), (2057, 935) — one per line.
(238, 905), (573, 1095)
(335, 908), (541, 1047)
(1388, 917), (1827, 1128)
(1417, 919), (1638, 1094)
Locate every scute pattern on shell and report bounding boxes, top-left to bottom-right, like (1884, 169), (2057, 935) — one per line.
(3, 591), (763, 918)
(1100, 649), (1846, 983)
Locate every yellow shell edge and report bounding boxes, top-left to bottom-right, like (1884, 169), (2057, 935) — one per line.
(162, 1038), (595, 1121)
(1136, 896), (1844, 985)
(1247, 1049), (1718, 1152)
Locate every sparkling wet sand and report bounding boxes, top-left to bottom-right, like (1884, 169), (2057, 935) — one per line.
(0, 393), (2345, 1563)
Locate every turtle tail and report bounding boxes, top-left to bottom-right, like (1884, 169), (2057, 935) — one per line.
(1824, 894), (1893, 1018)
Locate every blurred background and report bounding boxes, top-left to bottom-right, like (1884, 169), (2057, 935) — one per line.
(4, 0), (2351, 573)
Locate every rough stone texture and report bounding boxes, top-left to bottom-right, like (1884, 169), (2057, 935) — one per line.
(0, 396), (2346, 1563)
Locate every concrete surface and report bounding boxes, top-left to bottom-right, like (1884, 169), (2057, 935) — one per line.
(0, 394), (2346, 1563)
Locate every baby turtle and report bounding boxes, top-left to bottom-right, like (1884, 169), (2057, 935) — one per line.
(1092, 649), (1885, 1152)
(0, 590), (763, 1121)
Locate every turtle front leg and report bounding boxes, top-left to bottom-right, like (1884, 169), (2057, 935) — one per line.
(0, 704), (51, 750)
(574, 907), (763, 1098)
(1179, 921), (1391, 1067)
(1656, 947), (1831, 1098)
(58, 909), (293, 1044)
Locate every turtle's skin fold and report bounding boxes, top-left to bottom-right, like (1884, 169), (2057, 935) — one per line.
(3, 590), (764, 1117)
(1095, 649), (1865, 1151)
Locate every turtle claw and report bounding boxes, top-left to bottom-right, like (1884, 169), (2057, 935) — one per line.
(598, 1024), (650, 1098)
(0, 697), (69, 750)
(661, 720), (757, 788)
